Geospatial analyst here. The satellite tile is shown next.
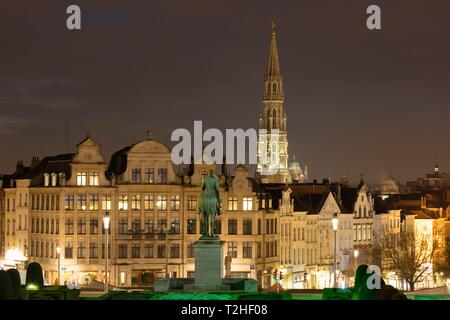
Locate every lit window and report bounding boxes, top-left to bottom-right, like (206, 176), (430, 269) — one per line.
(77, 172), (87, 186)
(89, 172), (99, 186)
(170, 195), (180, 211)
(89, 194), (99, 211)
(102, 195), (111, 210)
(187, 196), (197, 211)
(156, 195), (167, 211)
(228, 196), (237, 211)
(64, 194), (75, 211)
(77, 195), (87, 211)
(44, 173), (50, 187)
(144, 168), (154, 183)
(131, 194), (141, 211)
(243, 197), (253, 211)
(118, 195), (128, 211)
(144, 194), (154, 211)
(51, 173), (57, 186)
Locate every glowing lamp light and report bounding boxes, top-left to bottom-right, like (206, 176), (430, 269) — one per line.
(332, 216), (339, 231)
(5, 248), (26, 262)
(103, 213), (111, 230)
(353, 249), (359, 258)
(26, 284), (38, 290)
(56, 246), (61, 255)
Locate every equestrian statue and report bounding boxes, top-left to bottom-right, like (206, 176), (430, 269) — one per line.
(198, 169), (222, 239)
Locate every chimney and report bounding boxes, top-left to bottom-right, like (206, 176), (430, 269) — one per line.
(16, 160), (24, 176)
(30, 156), (40, 170)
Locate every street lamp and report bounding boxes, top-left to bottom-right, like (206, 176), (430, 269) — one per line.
(56, 245), (61, 286)
(103, 212), (111, 292)
(332, 213), (339, 288)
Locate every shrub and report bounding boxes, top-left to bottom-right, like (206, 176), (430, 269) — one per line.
(390, 291), (408, 300)
(6, 269), (21, 300)
(25, 262), (44, 289)
(353, 264), (368, 299)
(376, 285), (398, 300)
(0, 270), (13, 300)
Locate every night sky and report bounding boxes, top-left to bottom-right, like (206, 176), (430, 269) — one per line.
(1, 0), (450, 185)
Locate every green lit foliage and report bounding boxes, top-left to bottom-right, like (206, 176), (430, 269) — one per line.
(26, 262), (44, 289)
(0, 270), (13, 300)
(6, 269), (21, 300)
(353, 264), (368, 299)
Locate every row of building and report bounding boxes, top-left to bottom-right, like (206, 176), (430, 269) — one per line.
(0, 132), (448, 289)
(0, 23), (448, 290)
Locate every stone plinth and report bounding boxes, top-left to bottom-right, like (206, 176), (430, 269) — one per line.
(183, 239), (230, 292)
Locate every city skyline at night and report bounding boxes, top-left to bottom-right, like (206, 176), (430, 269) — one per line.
(0, 1), (449, 306)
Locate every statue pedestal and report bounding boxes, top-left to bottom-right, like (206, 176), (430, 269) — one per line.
(184, 239), (230, 292)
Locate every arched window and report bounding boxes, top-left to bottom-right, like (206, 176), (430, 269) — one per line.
(272, 82), (277, 94)
(358, 207), (362, 217)
(44, 173), (50, 187)
(272, 109), (277, 128)
(363, 206), (367, 217)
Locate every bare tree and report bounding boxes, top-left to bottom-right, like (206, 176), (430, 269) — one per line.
(379, 230), (440, 292)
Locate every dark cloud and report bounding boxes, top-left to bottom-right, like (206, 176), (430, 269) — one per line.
(0, 0), (449, 185)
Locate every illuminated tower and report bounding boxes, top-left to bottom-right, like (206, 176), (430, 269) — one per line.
(257, 22), (289, 183)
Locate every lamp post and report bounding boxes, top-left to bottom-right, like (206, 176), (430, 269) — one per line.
(332, 214), (339, 288)
(165, 226), (169, 278)
(56, 245), (61, 285)
(164, 222), (175, 279)
(103, 212), (110, 292)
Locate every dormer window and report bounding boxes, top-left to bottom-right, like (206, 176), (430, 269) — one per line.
(77, 172), (87, 186)
(243, 197), (253, 211)
(157, 168), (167, 183)
(44, 173), (50, 187)
(144, 168), (154, 183)
(51, 173), (57, 187)
(89, 172), (99, 186)
(131, 168), (141, 184)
